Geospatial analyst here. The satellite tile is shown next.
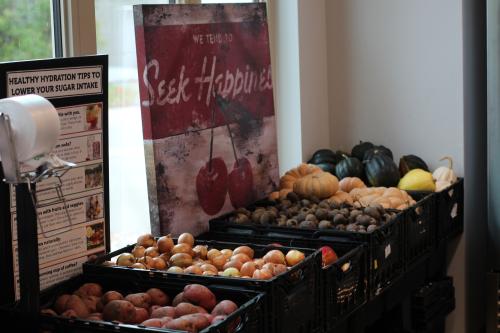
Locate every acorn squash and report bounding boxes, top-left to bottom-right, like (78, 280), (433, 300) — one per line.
(399, 154), (429, 176)
(365, 154), (400, 187)
(351, 141), (374, 161)
(335, 155), (364, 180)
(363, 145), (393, 161)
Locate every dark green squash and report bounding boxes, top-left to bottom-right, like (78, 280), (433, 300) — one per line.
(351, 141), (374, 161)
(399, 154), (429, 176)
(335, 155), (364, 180)
(316, 162), (337, 175)
(365, 154), (400, 187)
(363, 145), (393, 161)
(308, 149), (343, 165)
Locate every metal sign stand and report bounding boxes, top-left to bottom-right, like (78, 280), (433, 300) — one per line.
(0, 112), (74, 328)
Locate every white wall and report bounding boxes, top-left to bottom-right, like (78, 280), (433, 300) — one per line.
(324, 1), (465, 332)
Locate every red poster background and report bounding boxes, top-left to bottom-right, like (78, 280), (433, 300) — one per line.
(134, 4), (279, 236)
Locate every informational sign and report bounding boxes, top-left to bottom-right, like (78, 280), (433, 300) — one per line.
(134, 4), (279, 236)
(0, 56), (109, 303)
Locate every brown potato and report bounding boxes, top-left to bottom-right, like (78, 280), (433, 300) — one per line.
(183, 284), (217, 311)
(151, 257), (167, 270)
(102, 291), (124, 305)
(233, 246), (254, 259)
(74, 283), (103, 298)
(54, 294), (71, 314)
(132, 245), (146, 258)
(147, 288), (169, 306)
(145, 247), (160, 258)
(141, 318), (163, 327)
(175, 302), (207, 318)
(65, 295), (90, 318)
(125, 293), (151, 309)
(137, 233), (155, 248)
(163, 317), (197, 332)
(179, 313), (211, 330)
(102, 300), (136, 323)
(172, 292), (186, 306)
(151, 306), (176, 318)
(169, 253), (193, 268)
(211, 300), (238, 316)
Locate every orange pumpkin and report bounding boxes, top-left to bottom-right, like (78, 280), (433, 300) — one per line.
(339, 177), (366, 193)
(268, 188), (292, 201)
(293, 172), (339, 199)
(327, 191), (353, 205)
(279, 164), (322, 190)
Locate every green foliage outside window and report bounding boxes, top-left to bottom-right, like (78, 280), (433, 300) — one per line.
(0, 0), (52, 62)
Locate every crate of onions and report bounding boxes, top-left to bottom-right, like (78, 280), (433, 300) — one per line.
(6, 272), (265, 333)
(84, 233), (322, 333)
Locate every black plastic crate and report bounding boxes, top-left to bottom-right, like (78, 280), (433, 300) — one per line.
(1, 272), (265, 333)
(209, 210), (405, 300)
(436, 178), (464, 241)
(197, 230), (367, 332)
(84, 239), (321, 333)
(403, 193), (435, 269)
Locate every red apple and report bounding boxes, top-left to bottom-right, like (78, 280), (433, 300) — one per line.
(196, 157), (228, 215)
(228, 157), (254, 208)
(321, 246), (338, 267)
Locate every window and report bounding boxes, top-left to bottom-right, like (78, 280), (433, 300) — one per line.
(0, 0), (54, 61)
(95, 0), (261, 250)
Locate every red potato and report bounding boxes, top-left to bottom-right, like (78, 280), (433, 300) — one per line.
(61, 309), (78, 318)
(133, 307), (149, 324)
(211, 315), (227, 325)
(175, 302), (207, 318)
(163, 317), (197, 332)
(201, 313), (214, 322)
(211, 300), (238, 316)
(102, 300), (136, 323)
(82, 296), (102, 313)
(65, 295), (90, 318)
(183, 284), (217, 311)
(141, 318), (163, 328)
(149, 304), (161, 315)
(179, 313), (211, 330)
(54, 294), (71, 314)
(160, 317), (173, 326)
(40, 308), (57, 317)
(102, 291), (124, 305)
(86, 313), (103, 321)
(151, 306), (176, 319)
(125, 293), (151, 309)
(172, 292), (187, 306)
(73, 283), (103, 298)
(146, 288), (169, 306)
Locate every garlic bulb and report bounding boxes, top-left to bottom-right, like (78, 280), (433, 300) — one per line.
(432, 156), (457, 184)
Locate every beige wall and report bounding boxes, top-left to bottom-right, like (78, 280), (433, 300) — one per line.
(324, 1), (465, 332)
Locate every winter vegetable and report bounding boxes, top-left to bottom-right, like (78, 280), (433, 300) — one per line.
(327, 191), (354, 205)
(351, 141), (374, 161)
(432, 156), (457, 184)
(279, 163), (322, 189)
(398, 169), (436, 192)
(339, 177), (366, 193)
(293, 172), (339, 199)
(335, 155), (364, 180)
(363, 145), (393, 161)
(399, 154), (429, 176)
(308, 149), (343, 165)
(364, 154), (400, 187)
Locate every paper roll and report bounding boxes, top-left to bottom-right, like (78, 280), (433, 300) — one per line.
(0, 94), (60, 169)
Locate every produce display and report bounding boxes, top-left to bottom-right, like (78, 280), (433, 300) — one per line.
(105, 233), (312, 279)
(306, 143), (459, 193)
(42, 282), (241, 332)
(235, 192), (400, 232)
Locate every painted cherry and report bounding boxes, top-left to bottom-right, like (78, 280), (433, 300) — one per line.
(196, 157), (228, 215)
(228, 157), (254, 208)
